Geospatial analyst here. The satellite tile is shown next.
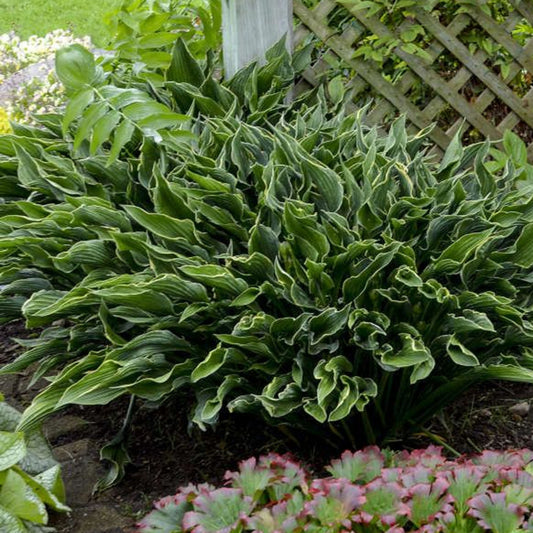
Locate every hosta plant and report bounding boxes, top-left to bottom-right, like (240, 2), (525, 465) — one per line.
(0, 395), (69, 531)
(0, 39), (533, 456)
(137, 446), (533, 533)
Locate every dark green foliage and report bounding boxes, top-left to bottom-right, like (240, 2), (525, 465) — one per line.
(0, 39), (533, 453)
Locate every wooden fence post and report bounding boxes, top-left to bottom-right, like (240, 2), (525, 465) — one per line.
(222, 0), (293, 79)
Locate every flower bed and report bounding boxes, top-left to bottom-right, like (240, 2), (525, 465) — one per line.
(139, 446), (533, 533)
(0, 29), (91, 124)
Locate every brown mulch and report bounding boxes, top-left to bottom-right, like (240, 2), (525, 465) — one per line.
(0, 322), (532, 532)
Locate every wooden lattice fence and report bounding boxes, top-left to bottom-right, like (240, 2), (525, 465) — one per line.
(293, 0), (533, 159)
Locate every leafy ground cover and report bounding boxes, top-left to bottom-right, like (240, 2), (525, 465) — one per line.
(0, 0), (121, 45)
(1, 1), (533, 531)
(139, 446), (533, 533)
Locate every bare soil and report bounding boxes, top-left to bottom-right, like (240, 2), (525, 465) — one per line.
(0, 322), (532, 532)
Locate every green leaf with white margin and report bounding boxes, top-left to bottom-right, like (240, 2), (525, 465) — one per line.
(508, 223), (533, 268)
(124, 205), (199, 243)
(180, 265), (248, 296)
(329, 375), (378, 422)
(301, 158), (344, 212)
(446, 335), (480, 367)
(194, 375), (245, 425)
(309, 306), (351, 346)
(18, 354), (104, 431)
(283, 202), (330, 261)
(314, 356), (352, 407)
(430, 229), (494, 274)
(192, 347), (234, 382)
(381, 333), (432, 369)
(0, 469), (47, 523)
(447, 310), (495, 335)
(0, 432), (26, 470)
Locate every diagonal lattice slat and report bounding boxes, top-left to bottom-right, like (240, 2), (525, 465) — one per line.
(293, 0), (533, 159)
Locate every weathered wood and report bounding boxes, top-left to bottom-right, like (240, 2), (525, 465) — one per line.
(414, 8), (533, 129)
(345, 4), (502, 140)
(294, 0), (533, 159)
(222, 0), (293, 78)
(293, 0), (451, 149)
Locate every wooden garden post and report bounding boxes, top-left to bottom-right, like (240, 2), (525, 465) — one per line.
(222, 0), (293, 79)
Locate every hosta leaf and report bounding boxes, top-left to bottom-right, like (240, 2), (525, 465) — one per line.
(446, 335), (480, 367)
(191, 347), (242, 382)
(329, 376), (378, 421)
(301, 158), (343, 212)
(257, 379), (302, 418)
(124, 205), (198, 242)
(343, 246), (399, 301)
(283, 202), (330, 261)
(508, 223), (533, 268)
(309, 306), (350, 346)
(194, 375), (244, 425)
(180, 265), (248, 296)
(381, 334), (432, 369)
(447, 310), (495, 335)
(432, 229), (494, 273)
(314, 356), (352, 406)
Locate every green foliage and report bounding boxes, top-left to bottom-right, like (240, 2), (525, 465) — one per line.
(138, 447), (533, 532)
(1, 38), (533, 456)
(0, 395), (69, 531)
(104, 0), (221, 71)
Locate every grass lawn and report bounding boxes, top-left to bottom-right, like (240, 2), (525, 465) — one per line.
(0, 0), (123, 45)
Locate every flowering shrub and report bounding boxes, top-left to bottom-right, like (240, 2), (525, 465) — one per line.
(138, 447), (533, 533)
(0, 30), (91, 83)
(0, 30), (91, 124)
(4, 72), (65, 123)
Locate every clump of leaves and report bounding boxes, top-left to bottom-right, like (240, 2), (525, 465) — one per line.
(0, 394), (69, 532)
(137, 446), (533, 533)
(104, 0), (221, 71)
(0, 36), (533, 460)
